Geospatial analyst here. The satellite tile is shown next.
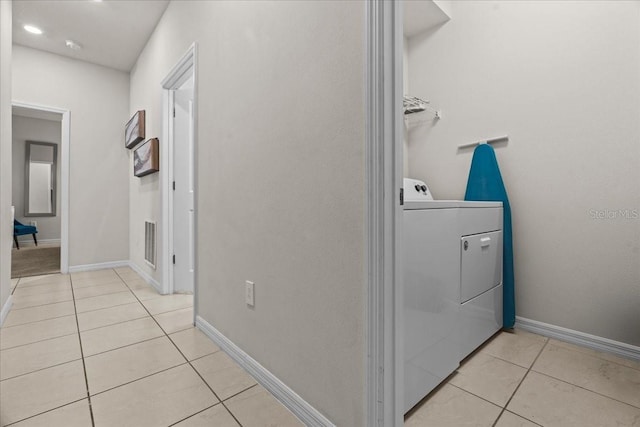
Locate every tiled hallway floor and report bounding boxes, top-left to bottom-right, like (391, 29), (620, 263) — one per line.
(3, 269), (639, 427)
(405, 329), (640, 426)
(0, 268), (303, 427)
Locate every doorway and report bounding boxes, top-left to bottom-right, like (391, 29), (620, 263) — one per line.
(161, 44), (197, 296)
(171, 75), (195, 293)
(10, 102), (70, 277)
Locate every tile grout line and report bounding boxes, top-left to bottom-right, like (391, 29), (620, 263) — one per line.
(3, 397), (89, 426)
(75, 299), (146, 315)
(166, 403), (222, 427)
(546, 340), (640, 373)
(83, 333), (165, 358)
(114, 269), (247, 427)
(73, 288), (135, 301)
(9, 277), (20, 296)
(12, 286), (73, 298)
(2, 312), (76, 329)
(3, 299), (73, 313)
(531, 369), (640, 411)
(89, 361), (191, 398)
(78, 314), (150, 334)
(69, 275), (97, 427)
(9, 297), (75, 311)
(0, 356), (84, 382)
(11, 279), (70, 289)
(445, 383), (505, 410)
(1, 313), (77, 331)
(166, 383), (260, 427)
(491, 337), (550, 427)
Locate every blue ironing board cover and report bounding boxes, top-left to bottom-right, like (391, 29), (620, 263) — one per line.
(464, 144), (515, 328)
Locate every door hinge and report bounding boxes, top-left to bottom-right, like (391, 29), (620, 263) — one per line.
(172, 254), (176, 264)
(173, 107), (176, 118)
(172, 181), (176, 191)
(400, 188), (404, 206)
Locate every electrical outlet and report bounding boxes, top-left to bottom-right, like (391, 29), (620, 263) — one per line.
(245, 281), (255, 307)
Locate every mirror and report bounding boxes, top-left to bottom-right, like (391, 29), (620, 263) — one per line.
(25, 141), (57, 217)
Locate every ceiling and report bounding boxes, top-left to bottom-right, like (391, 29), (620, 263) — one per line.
(12, 0), (170, 72)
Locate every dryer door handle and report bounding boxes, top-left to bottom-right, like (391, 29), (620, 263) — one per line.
(480, 237), (491, 247)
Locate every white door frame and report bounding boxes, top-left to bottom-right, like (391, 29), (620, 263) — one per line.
(161, 43), (198, 297)
(365, 1), (404, 426)
(11, 101), (70, 274)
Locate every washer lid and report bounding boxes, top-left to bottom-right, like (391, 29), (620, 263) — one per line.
(404, 200), (503, 210)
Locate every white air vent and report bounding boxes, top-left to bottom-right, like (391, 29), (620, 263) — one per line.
(144, 221), (156, 269)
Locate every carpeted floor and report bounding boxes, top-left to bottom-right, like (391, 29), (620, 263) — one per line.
(11, 246), (61, 278)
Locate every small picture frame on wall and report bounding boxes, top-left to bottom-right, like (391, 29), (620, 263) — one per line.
(125, 110), (145, 149)
(133, 138), (159, 177)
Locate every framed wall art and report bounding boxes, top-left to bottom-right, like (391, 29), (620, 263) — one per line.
(133, 138), (159, 177)
(125, 110), (145, 149)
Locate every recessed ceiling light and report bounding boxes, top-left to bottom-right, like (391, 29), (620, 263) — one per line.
(65, 40), (82, 50)
(24, 25), (43, 35)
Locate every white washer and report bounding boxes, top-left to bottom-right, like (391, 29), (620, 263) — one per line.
(403, 178), (503, 413)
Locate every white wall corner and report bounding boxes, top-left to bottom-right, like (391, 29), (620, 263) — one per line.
(128, 260), (163, 294)
(195, 315), (336, 427)
(0, 295), (13, 327)
(68, 260), (130, 274)
(516, 316), (640, 362)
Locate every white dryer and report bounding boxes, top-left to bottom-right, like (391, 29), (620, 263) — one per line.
(403, 178), (503, 413)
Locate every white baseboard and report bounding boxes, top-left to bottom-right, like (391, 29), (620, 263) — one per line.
(516, 316), (640, 361)
(128, 261), (163, 294)
(14, 238), (61, 247)
(0, 295), (13, 327)
(68, 260), (130, 273)
(196, 316), (335, 427)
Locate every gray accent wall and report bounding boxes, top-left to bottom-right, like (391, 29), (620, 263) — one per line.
(129, 1), (366, 425)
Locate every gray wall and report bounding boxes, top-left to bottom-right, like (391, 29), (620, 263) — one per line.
(12, 46), (130, 267)
(12, 115), (62, 243)
(406, 1), (640, 346)
(0, 0), (12, 320)
(129, 1), (366, 425)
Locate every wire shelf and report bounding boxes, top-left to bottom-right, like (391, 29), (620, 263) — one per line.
(403, 95), (441, 119)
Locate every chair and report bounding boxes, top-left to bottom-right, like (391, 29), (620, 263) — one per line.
(13, 220), (38, 250)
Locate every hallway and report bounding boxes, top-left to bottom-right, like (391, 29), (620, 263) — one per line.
(0, 268), (302, 426)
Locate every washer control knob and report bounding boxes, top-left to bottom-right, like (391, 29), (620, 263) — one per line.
(415, 185), (421, 192)
(421, 185), (427, 192)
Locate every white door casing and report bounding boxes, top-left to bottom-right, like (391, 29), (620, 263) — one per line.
(11, 101), (70, 274)
(161, 43), (198, 298)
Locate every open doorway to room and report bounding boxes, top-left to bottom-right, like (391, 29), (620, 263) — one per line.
(10, 103), (70, 279)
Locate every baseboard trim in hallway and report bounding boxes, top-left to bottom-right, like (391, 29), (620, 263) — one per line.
(128, 261), (162, 293)
(196, 315), (336, 427)
(0, 295), (13, 327)
(516, 316), (640, 361)
(68, 260), (130, 273)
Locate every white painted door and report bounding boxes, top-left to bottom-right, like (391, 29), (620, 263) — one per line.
(172, 75), (195, 293)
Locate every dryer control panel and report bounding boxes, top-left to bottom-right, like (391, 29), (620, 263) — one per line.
(403, 178), (434, 201)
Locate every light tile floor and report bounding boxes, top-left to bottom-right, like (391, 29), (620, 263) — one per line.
(4, 269), (640, 427)
(405, 328), (640, 426)
(0, 268), (303, 427)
